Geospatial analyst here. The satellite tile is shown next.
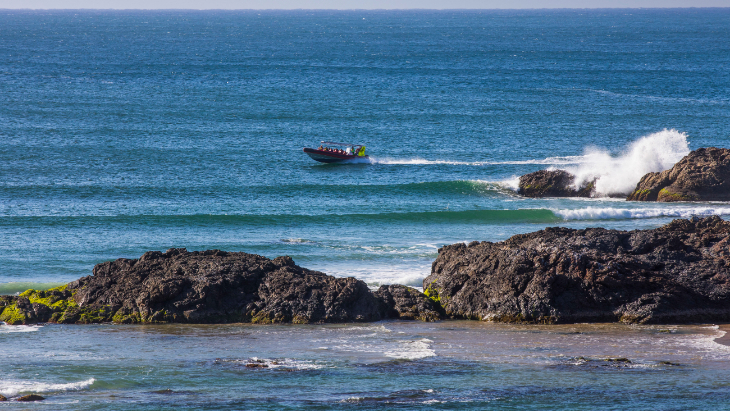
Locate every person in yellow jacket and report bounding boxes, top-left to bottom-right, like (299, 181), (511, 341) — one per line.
(357, 146), (366, 157)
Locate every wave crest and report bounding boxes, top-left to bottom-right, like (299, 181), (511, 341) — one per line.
(554, 206), (730, 221)
(0, 378), (96, 396)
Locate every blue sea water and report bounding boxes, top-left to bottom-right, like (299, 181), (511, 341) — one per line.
(1, 9), (730, 409)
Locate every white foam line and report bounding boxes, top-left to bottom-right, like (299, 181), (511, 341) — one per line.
(554, 206), (730, 221)
(0, 324), (43, 333)
(384, 338), (436, 360)
(586, 88), (729, 105)
(367, 156), (589, 166)
(0, 378), (96, 396)
(243, 358), (326, 370)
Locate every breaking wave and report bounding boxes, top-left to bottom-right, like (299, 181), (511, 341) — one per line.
(361, 130), (691, 200)
(0, 378), (96, 397)
(554, 206), (730, 220)
(0, 324), (43, 333)
(563, 129), (690, 196)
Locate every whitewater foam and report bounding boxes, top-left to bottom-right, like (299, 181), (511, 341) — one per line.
(368, 155), (594, 166)
(384, 338), (436, 360)
(280, 238), (316, 244)
(554, 206), (730, 221)
(233, 358), (326, 370)
(564, 129), (690, 196)
(0, 378), (96, 397)
(0, 323), (43, 333)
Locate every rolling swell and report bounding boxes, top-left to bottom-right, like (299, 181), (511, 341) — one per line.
(0, 180), (513, 198)
(0, 209), (561, 227)
(4, 205), (730, 229)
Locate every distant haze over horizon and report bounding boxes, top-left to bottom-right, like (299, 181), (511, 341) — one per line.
(1, 0), (729, 10)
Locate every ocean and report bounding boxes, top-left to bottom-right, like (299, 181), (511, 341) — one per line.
(1, 8), (730, 409)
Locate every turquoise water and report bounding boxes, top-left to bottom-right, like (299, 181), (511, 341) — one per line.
(2, 322), (730, 409)
(2, 9), (730, 407)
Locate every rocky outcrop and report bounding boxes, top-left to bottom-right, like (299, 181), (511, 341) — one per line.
(423, 216), (730, 324)
(627, 147), (730, 202)
(375, 284), (444, 322)
(0, 249), (442, 325)
(518, 169), (595, 198)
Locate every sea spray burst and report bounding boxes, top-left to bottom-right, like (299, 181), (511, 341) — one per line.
(565, 129), (690, 196)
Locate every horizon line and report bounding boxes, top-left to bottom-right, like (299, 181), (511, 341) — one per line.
(2, 6), (730, 11)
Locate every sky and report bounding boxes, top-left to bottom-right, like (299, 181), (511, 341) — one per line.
(1, 0), (729, 9)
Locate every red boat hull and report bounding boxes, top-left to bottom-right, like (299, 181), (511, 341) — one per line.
(303, 148), (368, 163)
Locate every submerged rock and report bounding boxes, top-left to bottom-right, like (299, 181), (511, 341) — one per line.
(150, 389), (176, 394)
(423, 216), (730, 324)
(16, 394), (45, 402)
(518, 169), (595, 198)
(627, 147), (730, 202)
(1, 250), (442, 325)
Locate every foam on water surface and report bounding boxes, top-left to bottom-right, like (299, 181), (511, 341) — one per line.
(0, 323), (43, 333)
(220, 357), (327, 371)
(384, 338), (436, 360)
(565, 129), (690, 196)
(554, 205), (730, 220)
(368, 155), (597, 166)
(0, 378), (96, 397)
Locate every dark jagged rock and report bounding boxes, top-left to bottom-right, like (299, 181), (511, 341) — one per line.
(375, 284), (445, 322)
(518, 169), (595, 198)
(16, 394), (45, 402)
(0, 395), (7, 401)
(627, 147), (730, 202)
(423, 216), (730, 324)
(0, 249), (443, 325)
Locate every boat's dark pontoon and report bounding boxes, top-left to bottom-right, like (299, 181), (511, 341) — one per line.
(303, 141), (368, 163)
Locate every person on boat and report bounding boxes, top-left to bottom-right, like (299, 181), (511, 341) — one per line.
(357, 146), (366, 156)
(319, 145), (323, 150)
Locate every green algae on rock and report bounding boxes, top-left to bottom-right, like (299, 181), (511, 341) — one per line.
(0, 285), (114, 325)
(0, 250), (443, 325)
(627, 147), (730, 202)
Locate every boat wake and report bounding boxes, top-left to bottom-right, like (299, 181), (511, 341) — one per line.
(366, 155), (590, 166)
(351, 130), (689, 192)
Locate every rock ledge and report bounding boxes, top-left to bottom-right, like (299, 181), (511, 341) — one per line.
(627, 147), (730, 202)
(0, 250), (442, 325)
(424, 216), (730, 324)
